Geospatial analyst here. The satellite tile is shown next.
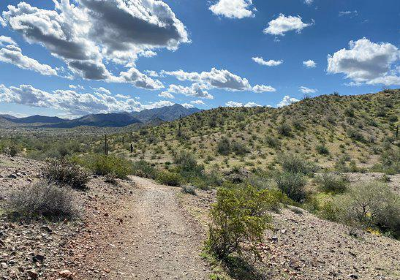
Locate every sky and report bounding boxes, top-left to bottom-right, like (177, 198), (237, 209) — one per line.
(0, 0), (399, 118)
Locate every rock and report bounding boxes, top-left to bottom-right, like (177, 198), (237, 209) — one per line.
(271, 236), (278, 242)
(33, 254), (45, 263)
(59, 269), (73, 279)
(1, 262), (8, 269)
(27, 270), (38, 279)
(348, 274), (359, 279)
(7, 174), (17, 179)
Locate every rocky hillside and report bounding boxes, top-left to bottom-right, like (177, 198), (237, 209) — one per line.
(110, 90), (399, 172)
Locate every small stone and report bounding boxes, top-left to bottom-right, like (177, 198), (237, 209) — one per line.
(27, 270), (38, 279)
(348, 274), (359, 279)
(59, 269), (73, 279)
(1, 262), (8, 269)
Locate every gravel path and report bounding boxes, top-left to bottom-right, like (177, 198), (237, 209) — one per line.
(98, 176), (211, 279)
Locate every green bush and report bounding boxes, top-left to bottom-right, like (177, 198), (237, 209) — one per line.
(217, 138), (231, 155)
(280, 154), (316, 175)
(77, 154), (132, 179)
(231, 141), (249, 155)
(327, 182), (400, 238)
(277, 123), (292, 137)
(132, 160), (157, 179)
(43, 159), (90, 189)
(276, 172), (307, 203)
(316, 145), (329, 155)
(8, 182), (79, 219)
(315, 173), (348, 194)
(181, 185), (197, 195)
(156, 171), (182, 186)
(265, 136), (280, 149)
(206, 186), (273, 259)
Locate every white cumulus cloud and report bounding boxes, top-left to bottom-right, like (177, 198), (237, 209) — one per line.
(162, 68), (275, 93)
(252, 57), (283, 67)
(0, 84), (175, 116)
(209, 0), (256, 19)
(264, 14), (313, 36)
(0, 39), (58, 76)
(299, 86), (317, 94)
(277, 96), (300, 107)
(303, 60), (317, 68)
(327, 38), (400, 86)
(2, 0), (188, 89)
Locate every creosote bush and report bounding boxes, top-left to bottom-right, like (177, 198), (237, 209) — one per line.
(8, 182), (79, 219)
(131, 160), (157, 179)
(325, 182), (400, 238)
(76, 154), (132, 179)
(280, 154), (316, 175)
(206, 185), (275, 260)
(156, 170), (182, 186)
(43, 159), (90, 189)
(276, 172), (307, 203)
(315, 173), (348, 194)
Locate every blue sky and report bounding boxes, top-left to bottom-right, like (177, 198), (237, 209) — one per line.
(0, 0), (399, 118)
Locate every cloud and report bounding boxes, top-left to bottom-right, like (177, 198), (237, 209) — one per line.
(0, 16), (5, 27)
(0, 36), (16, 46)
(252, 57), (283, 67)
(162, 68), (275, 93)
(327, 38), (400, 86)
(299, 86), (317, 94)
(0, 83), (174, 116)
(191, 100), (205, 105)
(162, 83), (213, 99)
(225, 101), (243, 107)
(158, 91), (175, 99)
(225, 101), (261, 107)
(339, 11), (358, 17)
(252, 85), (276, 93)
(2, 0), (188, 89)
(209, 0), (256, 19)
(304, 0), (313, 5)
(0, 40), (58, 76)
(181, 103), (194, 109)
(264, 14), (313, 36)
(303, 60), (317, 68)
(277, 96), (299, 107)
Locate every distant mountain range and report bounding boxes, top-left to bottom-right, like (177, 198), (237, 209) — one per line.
(0, 104), (201, 128)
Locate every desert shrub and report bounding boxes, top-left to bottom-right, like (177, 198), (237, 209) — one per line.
(9, 145), (19, 157)
(206, 186), (273, 260)
(156, 171), (182, 186)
(43, 159), (90, 189)
(181, 185), (197, 195)
(217, 138), (231, 155)
(231, 141), (249, 155)
(265, 136), (280, 149)
(280, 154), (316, 175)
(347, 128), (366, 143)
(316, 145), (329, 155)
(174, 151), (199, 172)
(8, 182), (79, 219)
(277, 123), (292, 137)
(77, 154), (131, 179)
(131, 160), (157, 179)
(276, 172), (307, 203)
(379, 148), (400, 174)
(328, 182), (400, 238)
(315, 173), (348, 194)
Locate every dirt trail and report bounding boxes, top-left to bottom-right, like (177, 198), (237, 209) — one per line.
(100, 176), (211, 279)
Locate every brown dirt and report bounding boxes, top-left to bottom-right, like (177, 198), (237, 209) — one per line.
(71, 176), (211, 280)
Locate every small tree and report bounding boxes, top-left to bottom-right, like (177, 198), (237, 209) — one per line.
(206, 186), (274, 260)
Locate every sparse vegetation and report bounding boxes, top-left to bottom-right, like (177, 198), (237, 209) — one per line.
(206, 185), (273, 260)
(7, 182), (79, 219)
(43, 159), (90, 189)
